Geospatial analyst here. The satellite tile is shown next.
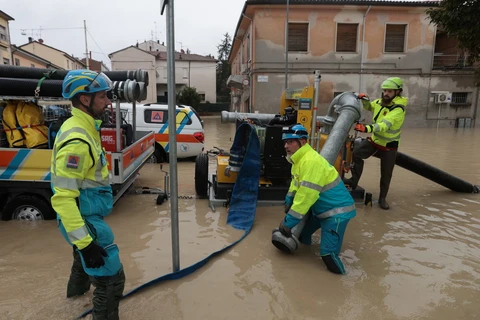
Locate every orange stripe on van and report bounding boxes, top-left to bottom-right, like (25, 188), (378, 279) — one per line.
(154, 133), (201, 143)
(0, 151), (19, 167)
(123, 135), (154, 169)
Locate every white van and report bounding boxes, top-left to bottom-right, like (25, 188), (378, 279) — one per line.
(118, 103), (205, 162)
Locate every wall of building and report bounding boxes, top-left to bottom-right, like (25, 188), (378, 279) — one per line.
(20, 42), (82, 70)
(156, 59), (217, 103)
(12, 52), (48, 68)
(110, 47), (157, 103)
(0, 16), (12, 64)
(230, 4), (478, 128)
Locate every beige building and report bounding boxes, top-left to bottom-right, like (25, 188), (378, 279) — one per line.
(0, 10), (14, 65)
(228, 0), (479, 128)
(110, 45), (217, 104)
(19, 39), (85, 70)
(11, 45), (62, 69)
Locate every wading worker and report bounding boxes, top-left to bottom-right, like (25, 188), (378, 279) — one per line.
(50, 70), (125, 319)
(278, 124), (356, 274)
(344, 77), (408, 210)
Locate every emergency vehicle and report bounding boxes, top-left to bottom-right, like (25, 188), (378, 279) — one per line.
(0, 96), (155, 221)
(119, 103), (205, 163)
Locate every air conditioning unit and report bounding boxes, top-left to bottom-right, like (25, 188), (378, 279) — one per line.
(434, 92), (452, 104)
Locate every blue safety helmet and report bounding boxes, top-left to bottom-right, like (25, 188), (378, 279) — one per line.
(282, 124), (309, 140)
(62, 69), (113, 99)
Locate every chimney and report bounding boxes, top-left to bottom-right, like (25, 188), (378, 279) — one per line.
(38, 38), (44, 44)
(136, 41), (139, 47)
(181, 49), (185, 54)
(157, 40), (159, 44)
(28, 37), (33, 43)
(89, 51), (92, 59)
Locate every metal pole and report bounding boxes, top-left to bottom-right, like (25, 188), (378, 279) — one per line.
(284, 0), (289, 90)
(83, 20), (90, 70)
(165, 0), (180, 272)
(132, 100), (137, 141)
(311, 70), (321, 149)
(115, 100), (121, 152)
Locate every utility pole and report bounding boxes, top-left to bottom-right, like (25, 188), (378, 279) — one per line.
(84, 20), (90, 70)
(161, 0), (180, 272)
(285, 0), (290, 90)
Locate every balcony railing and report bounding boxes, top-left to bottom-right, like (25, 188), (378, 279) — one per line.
(433, 53), (473, 70)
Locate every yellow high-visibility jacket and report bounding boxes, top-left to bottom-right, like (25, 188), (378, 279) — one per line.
(363, 96), (408, 148)
(50, 108), (112, 250)
(284, 144), (356, 228)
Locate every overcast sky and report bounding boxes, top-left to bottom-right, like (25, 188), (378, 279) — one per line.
(3, 0), (246, 67)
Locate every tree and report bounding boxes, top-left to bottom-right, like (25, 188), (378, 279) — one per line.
(176, 86), (201, 107)
(427, 0), (480, 84)
(216, 33), (232, 102)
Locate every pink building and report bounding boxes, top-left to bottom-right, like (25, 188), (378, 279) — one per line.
(228, 0), (478, 128)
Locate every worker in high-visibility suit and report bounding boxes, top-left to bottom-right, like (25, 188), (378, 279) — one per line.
(278, 124), (356, 275)
(50, 70), (125, 319)
(344, 77), (408, 210)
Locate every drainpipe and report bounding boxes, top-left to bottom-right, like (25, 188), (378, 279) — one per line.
(359, 5), (371, 93)
(473, 86), (479, 127)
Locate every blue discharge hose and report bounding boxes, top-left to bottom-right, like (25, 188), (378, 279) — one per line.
(77, 123), (261, 318)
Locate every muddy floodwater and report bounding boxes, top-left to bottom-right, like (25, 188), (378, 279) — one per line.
(1, 116), (479, 320)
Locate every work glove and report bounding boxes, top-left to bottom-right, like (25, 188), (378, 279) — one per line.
(354, 123), (372, 133)
(80, 242), (108, 269)
(355, 93), (369, 101)
(278, 220), (292, 238)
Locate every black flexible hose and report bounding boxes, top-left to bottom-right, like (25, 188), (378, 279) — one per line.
(376, 151), (480, 193)
(0, 65), (149, 86)
(0, 78), (64, 97)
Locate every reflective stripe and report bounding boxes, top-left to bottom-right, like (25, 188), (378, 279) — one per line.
(381, 119), (392, 128)
(293, 180), (299, 187)
(51, 174), (109, 189)
(322, 176), (341, 192)
(287, 208), (304, 219)
(374, 132), (401, 141)
(300, 180), (323, 192)
(287, 191), (296, 198)
(318, 204), (356, 219)
(386, 128), (401, 134)
(67, 225), (90, 242)
(373, 123), (380, 132)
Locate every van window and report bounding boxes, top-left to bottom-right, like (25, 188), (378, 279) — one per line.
(144, 110), (192, 125)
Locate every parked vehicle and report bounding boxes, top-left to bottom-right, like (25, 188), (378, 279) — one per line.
(0, 97), (155, 221)
(119, 103), (205, 163)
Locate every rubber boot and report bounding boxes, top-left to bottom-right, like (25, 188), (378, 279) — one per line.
(321, 254), (345, 275)
(90, 267), (126, 320)
(342, 178), (357, 190)
(379, 198), (390, 210)
(67, 249), (91, 298)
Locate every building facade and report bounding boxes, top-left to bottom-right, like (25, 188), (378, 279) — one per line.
(11, 45), (62, 69)
(228, 0), (478, 128)
(19, 39), (85, 70)
(0, 10), (14, 65)
(110, 45), (217, 104)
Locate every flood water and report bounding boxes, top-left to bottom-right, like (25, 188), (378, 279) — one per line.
(0, 116), (479, 320)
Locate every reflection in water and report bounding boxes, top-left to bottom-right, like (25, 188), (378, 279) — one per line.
(0, 117), (479, 319)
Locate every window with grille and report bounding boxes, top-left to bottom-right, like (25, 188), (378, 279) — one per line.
(336, 23), (358, 52)
(451, 92), (469, 105)
(288, 23), (309, 52)
(385, 24), (406, 53)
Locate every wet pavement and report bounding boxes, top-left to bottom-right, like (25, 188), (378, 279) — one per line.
(0, 116), (479, 319)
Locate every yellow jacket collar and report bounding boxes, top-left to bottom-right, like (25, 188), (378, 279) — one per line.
(290, 143), (313, 164)
(71, 107), (103, 132)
